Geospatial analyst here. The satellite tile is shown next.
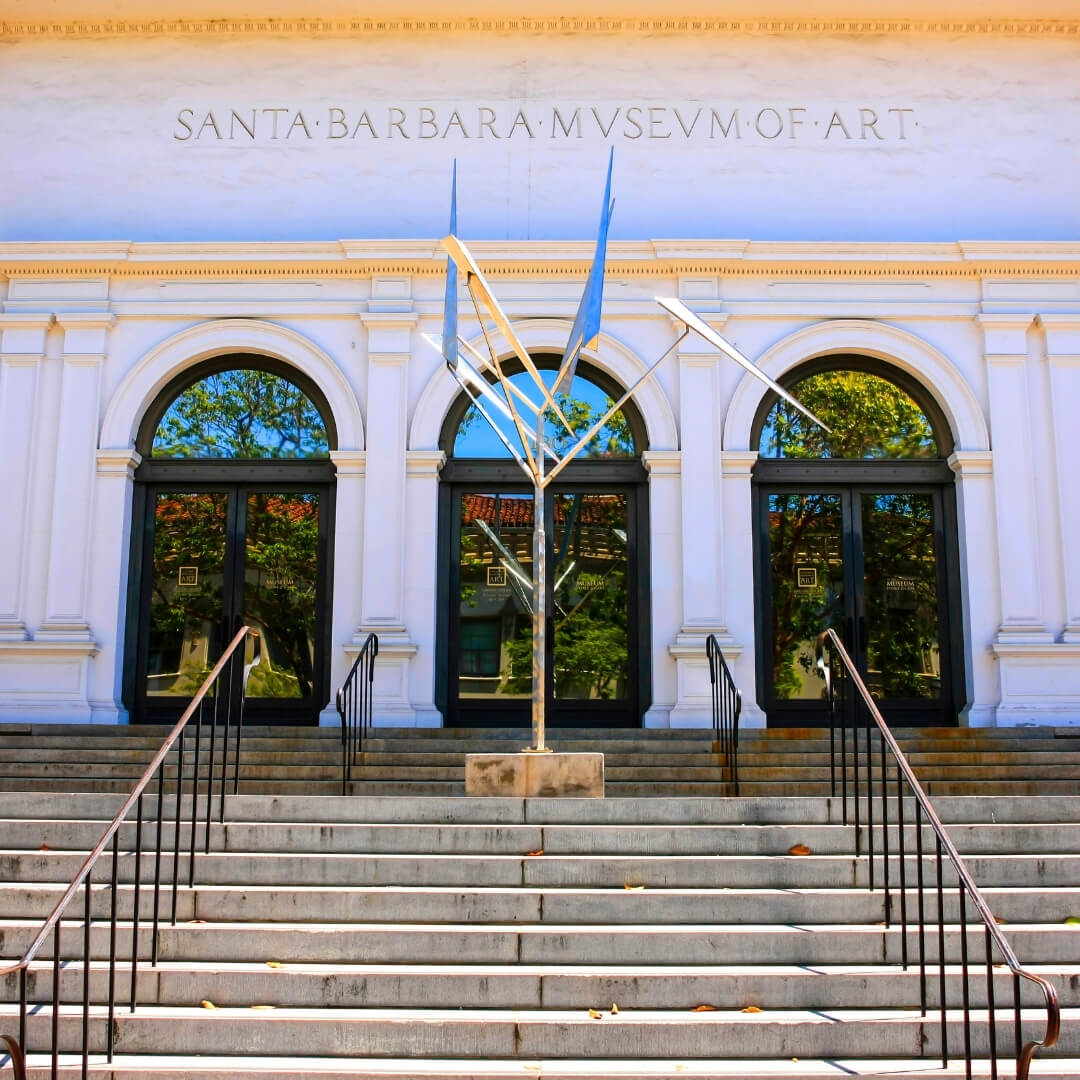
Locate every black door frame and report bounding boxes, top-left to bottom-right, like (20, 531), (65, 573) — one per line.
(752, 458), (965, 728)
(436, 459), (651, 728)
(125, 459), (336, 726)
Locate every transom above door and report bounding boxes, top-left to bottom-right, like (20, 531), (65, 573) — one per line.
(752, 359), (964, 727)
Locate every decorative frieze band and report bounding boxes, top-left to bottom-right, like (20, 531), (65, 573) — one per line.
(3, 17), (1078, 37)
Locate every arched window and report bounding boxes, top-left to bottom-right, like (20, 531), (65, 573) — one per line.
(756, 365), (947, 460)
(444, 357), (643, 460)
(145, 365), (331, 459)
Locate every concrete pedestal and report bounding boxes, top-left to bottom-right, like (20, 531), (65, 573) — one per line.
(464, 752), (605, 798)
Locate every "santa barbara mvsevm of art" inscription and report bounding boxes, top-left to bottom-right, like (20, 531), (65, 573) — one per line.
(173, 103), (920, 144)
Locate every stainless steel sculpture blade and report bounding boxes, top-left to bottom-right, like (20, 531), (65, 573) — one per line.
(442, 234), (576, 438)
(655, 297), (833, 434)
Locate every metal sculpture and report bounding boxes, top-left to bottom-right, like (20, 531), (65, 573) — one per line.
(432, 156), (828, 753)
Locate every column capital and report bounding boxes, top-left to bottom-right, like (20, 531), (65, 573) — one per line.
(406, 449), (446, 477)
(0, 313), (53, 356)
(0, 312), (55, 331)
(1037, 313), (1080, 358)
(976, 313), (1033, 356)
(947, 450), (993, 478)
(55, 313), (116, 332)
(641, 449), (681, 476)
(362, 311), (418, 363)
(721, 449), (759, 478)
(330, 449), (367, 478)
(96, 448), (141, 478)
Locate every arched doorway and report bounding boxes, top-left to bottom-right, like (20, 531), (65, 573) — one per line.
(436, 356), (650, 728)
(752, 357), (964, 727)
(127, 356), (336, 725)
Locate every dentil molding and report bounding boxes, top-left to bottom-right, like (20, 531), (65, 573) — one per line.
(3, 16), (1079, 37)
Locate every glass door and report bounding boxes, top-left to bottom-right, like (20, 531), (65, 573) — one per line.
(136, 485), (329, 724)
(759, 485), (955, 727)
(447, 486), (640, 727)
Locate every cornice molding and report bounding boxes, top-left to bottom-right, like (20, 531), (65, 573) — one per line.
(2, 241), (1080, 281)
(3, 16), (1079, 37)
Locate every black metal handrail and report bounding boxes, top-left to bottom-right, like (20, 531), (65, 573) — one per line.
(705, 633), (741, 795)
(336, 632), (379, 795)
(816, 627), (1059, 1080)
(0, 624), (261, 1080)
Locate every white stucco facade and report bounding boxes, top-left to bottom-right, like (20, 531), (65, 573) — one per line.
(1, 12), (1078, 727)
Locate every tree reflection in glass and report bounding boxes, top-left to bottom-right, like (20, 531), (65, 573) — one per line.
(152, 369), (329, 459)
(146, 493), (228, 696)
(759, 370), (938, 460)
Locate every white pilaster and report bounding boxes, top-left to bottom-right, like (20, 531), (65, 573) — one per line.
(357, 312), (420, 723)
(0, 314), (52, 640)
(403, 449), (447, 727)
(719, 449), (766, 728)
(40, 314), (115, 639)
(678, 320), (726, 632)
(1038, 315), (1080, 643)
(641, 450), (681, 728)
(84, 449), (141, 724)
(321, 450), (366, 726)
(948, 451), (998, 727)
(977, 315), (1051, 643)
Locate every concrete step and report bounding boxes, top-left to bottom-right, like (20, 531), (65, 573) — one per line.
(4, 919), (1080, 966)
(9, 960), (1080, 1010)
(5, 792), (1080, 826)
(10, 1055), (1080, 1080)
(5, 882), (1079, 927)
(4, 1004), (1078, 1059)
(4, 849), (1078, 888)
(6, 818), (1080, 857)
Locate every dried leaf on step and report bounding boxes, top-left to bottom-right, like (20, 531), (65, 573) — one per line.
(200, 1000), (216, 1009)
(39, 844), (50, 851)
(690, 1004), (717, 1012)
(265, 961), (284, 968)
(251, 1004), (276, 1010)
(675, 1067), (687, 1073)
(588, 1008), (603, 1020)
(526, 849), (544, 857)
(611, 1003), (619, 1015)
(740, 1005), (763, 1014)
(189, 919), (206, 924)
(623, 883), (645, 891)
(994, 916), (1007, 925)
(788, 844), (812, 856)
(1065, 916), (1080, 926)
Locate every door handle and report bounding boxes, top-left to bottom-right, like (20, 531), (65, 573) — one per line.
(858, 615), (868, 652)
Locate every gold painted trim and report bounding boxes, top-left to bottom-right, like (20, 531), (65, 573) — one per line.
(2, 260), (1080, 279)
(3, 17), (1079, 37)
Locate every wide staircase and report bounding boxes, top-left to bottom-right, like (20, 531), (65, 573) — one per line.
(0, 723), (1078, 797)
(1, 788), (1078, 1078)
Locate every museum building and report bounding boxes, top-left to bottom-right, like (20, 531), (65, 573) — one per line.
(0, 1), (1078, 735)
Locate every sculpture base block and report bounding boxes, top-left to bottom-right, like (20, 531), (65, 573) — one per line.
(465, 752), (605, 798)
